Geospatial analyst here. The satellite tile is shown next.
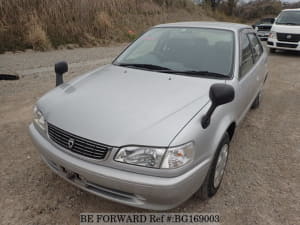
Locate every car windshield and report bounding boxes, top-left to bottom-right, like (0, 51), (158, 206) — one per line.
(276, 11), (300, 25)
(259, 18), (274, 24)
(113, 27), (235, 78)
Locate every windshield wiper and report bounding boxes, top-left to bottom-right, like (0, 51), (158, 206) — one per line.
(158, 70), (230, 78)
(115, 64), (229, 78)
(116, 63), (172, 71)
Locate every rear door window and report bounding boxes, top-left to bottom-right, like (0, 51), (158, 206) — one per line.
(248, 33), (263, 63)
(240, 32), (254, 78)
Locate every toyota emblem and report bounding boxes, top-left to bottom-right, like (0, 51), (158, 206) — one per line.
(286, 34), (292, 39)
(68, 138), (75, 149)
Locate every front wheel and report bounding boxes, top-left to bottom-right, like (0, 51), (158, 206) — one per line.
(269, 48), (276, 53)
(196, 133), (230, 200)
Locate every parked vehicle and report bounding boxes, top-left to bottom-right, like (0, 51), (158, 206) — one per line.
(253, 18), (275, 41)
(29, 22), (268, 210)
(267, 8), (300, 52)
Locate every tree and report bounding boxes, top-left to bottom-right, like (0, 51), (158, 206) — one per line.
(204, 0), (222, 10)
(226, 0), (238, 15)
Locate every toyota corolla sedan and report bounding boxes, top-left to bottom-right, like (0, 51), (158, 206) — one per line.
(29, 22), (268, 210)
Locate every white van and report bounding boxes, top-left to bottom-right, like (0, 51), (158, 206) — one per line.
(267, 8), (300, 52)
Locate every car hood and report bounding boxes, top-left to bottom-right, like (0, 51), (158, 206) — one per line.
(38, 65), (223, 147)
(272, 24), (300, 33)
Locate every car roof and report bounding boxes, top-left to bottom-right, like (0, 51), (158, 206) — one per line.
(282, 8), (300, 12)
(154, 21), (251, 31)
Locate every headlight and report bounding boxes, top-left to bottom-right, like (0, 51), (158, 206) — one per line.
(114, 146), (165, 168)
(115, 142), (194, 169)
(161, 142), (194, 169)
(33, 106), (46, 132)
(269, 31), (276, 39)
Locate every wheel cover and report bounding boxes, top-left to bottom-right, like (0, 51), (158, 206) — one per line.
(213, 144), (229, 189)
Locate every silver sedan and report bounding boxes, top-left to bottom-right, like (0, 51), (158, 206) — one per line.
(29, 22), (268, 210)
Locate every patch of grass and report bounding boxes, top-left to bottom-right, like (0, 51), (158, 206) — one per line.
(0, 0), (232, 53)
(25, 13), (51, 50)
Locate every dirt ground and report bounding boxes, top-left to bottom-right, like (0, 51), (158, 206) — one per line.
(0, 45), (299, 225)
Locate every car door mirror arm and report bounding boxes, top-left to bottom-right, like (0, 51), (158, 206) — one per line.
(201, 84), (235, 129)
(55, 61), (68, 86)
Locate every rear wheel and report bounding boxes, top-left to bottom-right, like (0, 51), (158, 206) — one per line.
(196, 133), (230, 200)
(251, 92), (261, 109)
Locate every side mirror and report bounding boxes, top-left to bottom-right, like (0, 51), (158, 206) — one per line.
(202, 84), (235, 129)
(55, 61), (68, 86)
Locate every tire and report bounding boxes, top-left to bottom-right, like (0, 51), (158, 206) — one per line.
(269, 48), (276, 53)
(251, 92), (261, 109)
(196, 133), (230, 200)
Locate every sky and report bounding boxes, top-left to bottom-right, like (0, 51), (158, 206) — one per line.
(194, 0), (300, 3)
(240, 0), (300, 2)
(283, 0), (300, 2)
(203, 0), (300, 2)
(283, 0), (300, 1)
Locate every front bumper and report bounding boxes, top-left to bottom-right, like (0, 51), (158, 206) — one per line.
(257, 32), (270, 41)
(267, 37), (300, 51)
(29, 124), (210, 210)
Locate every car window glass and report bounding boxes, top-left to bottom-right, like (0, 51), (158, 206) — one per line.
(276, 11), (300, 25)
(114, 27), (235, 77)
(240, 32), (253, 78)
(125, 29), (163, 61)
(248, 33), (263, 62)
(258, 18), (274, 24)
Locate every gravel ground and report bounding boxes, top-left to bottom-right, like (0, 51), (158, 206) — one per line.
(0, 46), (299, 225)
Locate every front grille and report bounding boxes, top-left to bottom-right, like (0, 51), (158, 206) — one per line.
(48, 123), (111, 160)
(277, 33), (300, 43)
(257, 26), (271, 31)
(276, 42), (298, 48)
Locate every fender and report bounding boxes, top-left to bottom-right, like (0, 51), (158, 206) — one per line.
(169, 101), (235, 171)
